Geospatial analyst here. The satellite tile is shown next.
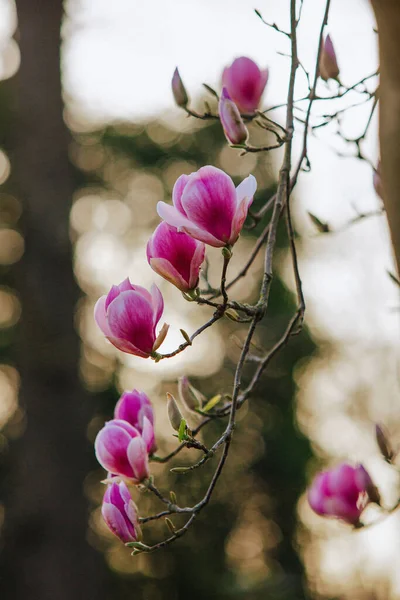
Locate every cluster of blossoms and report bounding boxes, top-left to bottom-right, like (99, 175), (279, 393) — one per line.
(93, 42), (384, 547)
(94, 58), (264, 543)
(95, 390), (155, 543)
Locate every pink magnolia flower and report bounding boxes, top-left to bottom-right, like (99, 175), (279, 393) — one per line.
(319, 35), (340, 82)
(146, 222), (205, 292)
(95, 419), (150, 483)
(157, 166), (257, 248)
(308, 463), (373, 524)
(94, 279), (168, 358)
(219, 87), (248, 145)
(222, 57), (269, 114)
(102, 481), (142, 544)
(114, 389), (156, 454)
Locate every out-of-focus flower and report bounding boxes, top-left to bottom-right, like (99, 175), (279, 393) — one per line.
(218, 87), (248, 145)
(114, 390), (156, 454)
(157, 166), (257, 248)
(102, 481), (142, 544)
(172, 67), (189, 107)
(94, 279), (168, 358)
(146, 222), (205, 293)
(95, 419), (150, 483)
(319, 35), (340, 81)
(222, 57), (269, 114)
(308, 463), (375, 524)
(373, 162), (383, 199)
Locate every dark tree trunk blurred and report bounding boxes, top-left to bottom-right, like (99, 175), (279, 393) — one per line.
(0, 1), (109, 598)
(370, 0), (400, 275)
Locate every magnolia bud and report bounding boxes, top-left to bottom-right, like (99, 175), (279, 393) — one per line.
(319, 35), (340, 82)
(178, 376), (205, 412)
(375, 424), (394, 462)
(167, 392), (183, 432)
(172, 68), (189, 107)
(218, 87), (248, 145)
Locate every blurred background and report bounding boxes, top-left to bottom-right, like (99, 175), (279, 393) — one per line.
(0, 0), (399, 598)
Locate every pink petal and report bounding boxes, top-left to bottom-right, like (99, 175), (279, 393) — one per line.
(141, 415), (156, 454)
(354, 465), (372, 493)
(149, 257), (189, 291)
(172, 174), (190, 215)
(150, 283), (164, 327)
(94, 296), (113, 337)
(147, 222), (202, 288)
(129, 283), (153, 306)
(308, 473), (329, 515)
(114, 390), (153, 429)
(105, 285), (121, 311)
(189, 241), (205, 289)
(118, 480), (133, 504)
(107, 291), (156, 355)
(127, 436), (150, 483)
(106, 419), (140, 436)
(102, 501), (137, 543)
(180, 166), (237, 244)
(106, 334), (152, 359)
(157, 201), (223, 247)
(329, 464), (358, 499)
(95, 424), (135, 478)
(230, 174), (257, 243)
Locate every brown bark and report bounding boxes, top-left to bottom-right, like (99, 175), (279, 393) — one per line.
(0, 1), (109, 598)
(371, 0), (400, 274)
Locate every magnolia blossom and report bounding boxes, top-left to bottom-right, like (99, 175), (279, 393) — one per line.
(319, 35), (340, 81)
(157, 166), (257, 248)
(95, 419), (150, 483)
(102, 481), (142, 544)
(308, 463), (373, 524)
(146, 222), (205, 292)
(218, 87), (248, 145)
(94, 279), (168, 358)
(114, 389), (156, 454)
(222, 56), (269, 114)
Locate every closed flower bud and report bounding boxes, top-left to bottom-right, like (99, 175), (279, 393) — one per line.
(222, 57), (269, 114)
(114, 390), (156, 454)
(308, 463), (375, 524)
(157, 166), (257, 248)
(178, 376), (205, 412)
(94, 278), (168, 358)
(102, 481), (142, 544)
(147, 222), (205, 292)
(375, 424), (394, 462)
(319, 35), (340, 82)
(172, 67), (189, 107)
(167, 392), (183, 432)
(219, 87), (248, 145)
